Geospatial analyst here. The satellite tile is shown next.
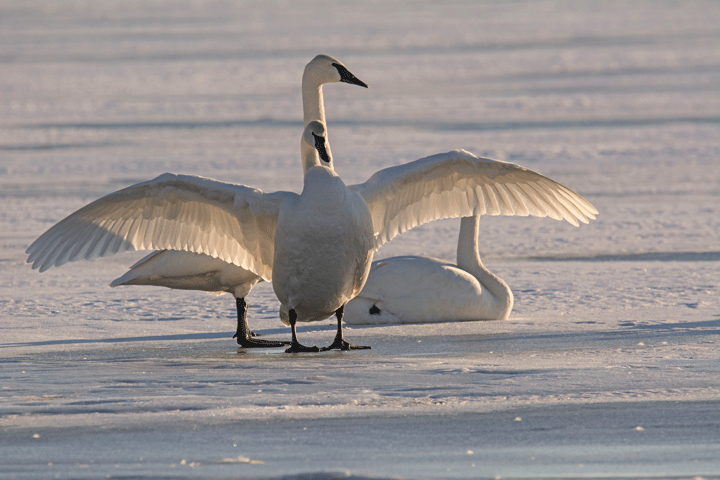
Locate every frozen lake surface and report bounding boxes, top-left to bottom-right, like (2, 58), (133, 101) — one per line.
(1, 1), (719, 478)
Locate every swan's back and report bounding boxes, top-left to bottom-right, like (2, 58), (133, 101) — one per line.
(111, 250), (262, 297)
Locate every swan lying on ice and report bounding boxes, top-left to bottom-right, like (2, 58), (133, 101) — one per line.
(344, 215), (512, 325)
(26, 122), (597, 351)
(110, 54), (368, 349)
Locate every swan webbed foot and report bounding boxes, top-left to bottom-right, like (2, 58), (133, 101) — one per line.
(233, 297), (289, 347)
(321, 305), (371, 351)
(235, 335), (291, 348)
(285, 341), (320, 353)
(320, 338), (371, 351)
(285, 308), (319, 353)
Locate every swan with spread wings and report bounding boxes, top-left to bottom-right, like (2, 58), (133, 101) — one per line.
(109, 54), (368, 349)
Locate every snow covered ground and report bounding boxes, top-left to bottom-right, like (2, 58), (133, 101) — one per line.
(1, 0), (719, 478)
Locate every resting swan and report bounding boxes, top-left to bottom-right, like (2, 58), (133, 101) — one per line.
(344, 215), (512, 325)
(26, 123), (598, 351)
(109, 54), (367, 348)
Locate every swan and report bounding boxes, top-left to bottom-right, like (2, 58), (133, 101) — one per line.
(344, 215), (513, 325)
(109, 54), (368, 348)
(272, 122), (375, 352)
(26, 124), (598, 352)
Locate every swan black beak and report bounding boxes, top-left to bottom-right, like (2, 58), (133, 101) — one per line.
(333, 63), (368, 88)
(312, 132), (331, 163)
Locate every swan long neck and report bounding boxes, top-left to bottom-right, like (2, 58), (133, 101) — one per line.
(456, 216), (513, 319)
(302, 70), (332, 173)
(302, 81), (326, 126)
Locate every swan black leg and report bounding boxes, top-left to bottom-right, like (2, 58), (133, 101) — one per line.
(321, 305), (371, 351)
(233, 297), (289, 348)
(285, 309), (319, 353)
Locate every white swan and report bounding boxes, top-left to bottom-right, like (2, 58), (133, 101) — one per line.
(344, 215), (513, 325)
(272, 123), (375, 352)
(26, 126), (597, 351)
(109, 55), (368, 348)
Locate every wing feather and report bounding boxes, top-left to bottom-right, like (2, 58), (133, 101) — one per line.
(503, 183), (531, 216)
(472, 185), (486, 215)
(350, 149), (597, 249)
(26, 173), (292, 281)
(522, 183), (564, 222)
(537, 180), (584, 225)
(555, 183), (598, 218)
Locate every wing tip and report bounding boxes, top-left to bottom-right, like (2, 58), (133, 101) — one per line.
(109, 276), (127, 288)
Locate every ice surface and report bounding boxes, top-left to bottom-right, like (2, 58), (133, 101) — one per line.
(1, 0), (719, 478)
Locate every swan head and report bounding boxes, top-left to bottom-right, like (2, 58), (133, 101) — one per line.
(343, 297), (401, 325)
(304, 54), (368, 89)
(302, 120), (332, 170)
(311, 132), (330, 164)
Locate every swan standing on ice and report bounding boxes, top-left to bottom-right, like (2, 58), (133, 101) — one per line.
(26, 131), (597, 351)
(110, 55), (367, 348)
(344, 215), (513, 325)
(273, 122), (374, 352)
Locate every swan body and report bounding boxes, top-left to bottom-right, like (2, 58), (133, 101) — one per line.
(108, 54), (367, 347)
(270, 122), (374, 351)
(273, 161), (374, 325)
(26, 137), (597, 351)
(344, 216), (513, 325)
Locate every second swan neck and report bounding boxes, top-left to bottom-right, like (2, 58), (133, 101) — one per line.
(456, 216), (513, 318)
(456, 216), (481, 270)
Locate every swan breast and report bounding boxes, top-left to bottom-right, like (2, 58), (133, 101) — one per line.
(272, 167), (374, 321)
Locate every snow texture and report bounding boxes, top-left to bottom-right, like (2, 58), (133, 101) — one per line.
(1, 0), (719, 478)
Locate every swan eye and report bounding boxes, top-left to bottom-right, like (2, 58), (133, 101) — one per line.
(369, 305), (381, 315)
(332, 63), (368, 88)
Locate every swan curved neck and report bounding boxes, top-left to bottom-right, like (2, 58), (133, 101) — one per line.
(456, 216), (513, 318)
(301, 139), (322, 172)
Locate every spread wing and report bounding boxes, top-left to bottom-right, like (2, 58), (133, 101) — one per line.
(349, 150), (598, 249)
(26, 173), (295, 281)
